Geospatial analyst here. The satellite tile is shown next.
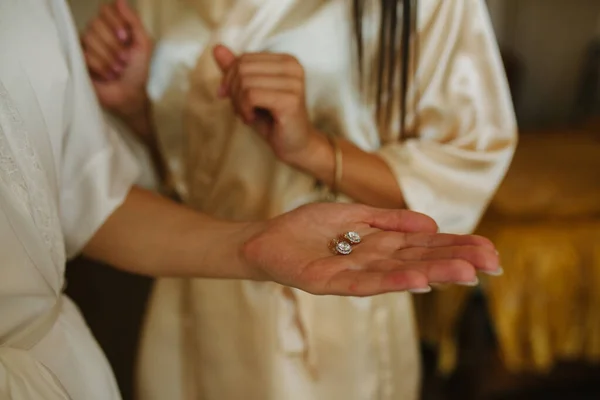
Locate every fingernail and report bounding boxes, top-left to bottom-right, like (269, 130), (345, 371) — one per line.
(484, 266), (504, 277)
(409, 286), (432, 294)
(457, 277), (480, 287)
(119, 52), (128, 63)
(117, 28), (128, 43)
(217, 85), (227, 97)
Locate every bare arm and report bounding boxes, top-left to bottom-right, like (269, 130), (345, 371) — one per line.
(81, 2), (168, 180)
(81, 187), (501, 295)
(82, 186), (261, 280)
(213, 48), (405, 209)
(121, 99), (169, 183)
(289, 130), (406, 209)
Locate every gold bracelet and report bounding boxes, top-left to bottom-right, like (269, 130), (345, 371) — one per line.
(327, 135), (343, 199)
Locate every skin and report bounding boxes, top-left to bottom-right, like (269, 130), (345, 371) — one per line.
(79, 0), (504, 296)
(85, 187), (500, 296)
(81, 0), (406, 209)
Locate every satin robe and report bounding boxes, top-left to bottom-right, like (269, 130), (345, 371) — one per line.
(135, 0), (517, 399)
(0, 0), (139, 398)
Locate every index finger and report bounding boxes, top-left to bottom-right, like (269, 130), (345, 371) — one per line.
(362, 208), (438, 234)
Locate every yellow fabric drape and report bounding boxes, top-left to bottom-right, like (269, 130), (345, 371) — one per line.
(486, 219), (600, 372)
(416, 131), (600, 375)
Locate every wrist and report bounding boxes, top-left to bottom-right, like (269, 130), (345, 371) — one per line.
(285, 129), (333, 181)
(120, 94), (152, 138)
(206, 220), (271, 281)
(113, 85), (148, 118)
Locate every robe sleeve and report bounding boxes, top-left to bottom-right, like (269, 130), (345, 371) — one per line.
(52, 0), (140, 258)
(376, 0), (517, 234)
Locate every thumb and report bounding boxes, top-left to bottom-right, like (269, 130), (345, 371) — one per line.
(213, 44), (236, 73)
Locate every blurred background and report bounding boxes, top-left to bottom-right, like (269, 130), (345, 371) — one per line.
(66, 0), (600, 399)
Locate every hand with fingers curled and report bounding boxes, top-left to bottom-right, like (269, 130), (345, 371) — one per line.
(213, 44), (323, 169)
(80, 0), (153, 121)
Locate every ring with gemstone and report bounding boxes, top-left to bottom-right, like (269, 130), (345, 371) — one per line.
(329, 238), (353, 255)
(343, 231), (361, 245)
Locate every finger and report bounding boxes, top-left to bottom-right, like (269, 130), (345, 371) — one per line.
(360, 207), (439, 234)
(84, 50), (115, 80)
(316, 269), (430, 297)
(213, 44), (237, 74)
(232, 75), (303, 95)
(420, 259), (478, 284)
(232, 53), (291, 63)
(99, 3), (129, 45)
(401, 233), (495, 250)
(366, 232), (495, 253)
(396, 245), (499, 272)
(406, 259), (478, 284)
(222, 54), (304, 96)
(90, 17), (127, 67)
(222, 57), (241, 98)
(235, 88), (300, 123)
(233, 54), (305, 78)
(230, 73), (254, 121)
(82, 32), (120, 77)
(368, 259), (478, 285)
(231, 78), (302, 122)
(115, 0), (146, 44)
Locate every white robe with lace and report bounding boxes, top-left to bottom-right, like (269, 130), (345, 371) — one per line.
(133, 0), (517, 399)
(0, 0), (138, 398)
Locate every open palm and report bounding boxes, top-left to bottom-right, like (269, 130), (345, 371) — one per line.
(243, 203), (499, 296)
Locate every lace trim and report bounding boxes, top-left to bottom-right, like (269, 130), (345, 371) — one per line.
(0, 83), (65, 270)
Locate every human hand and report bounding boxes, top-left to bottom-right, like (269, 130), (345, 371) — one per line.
(212, 45), (321, 167)
(81, 0), (153, 119)
(241, 203), (501, 296)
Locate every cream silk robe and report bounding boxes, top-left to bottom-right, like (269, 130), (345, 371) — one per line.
(135, 0), (517, 399)
(0, 0), (139, 398)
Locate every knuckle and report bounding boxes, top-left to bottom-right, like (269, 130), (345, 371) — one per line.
(238, 76), (249, 91)
(283, 53), (299, 64)
(239, 53), (251, 63)
(471, 234), (495, 249)
(285, 56), (304, 76)
(238, 62), (251, 76)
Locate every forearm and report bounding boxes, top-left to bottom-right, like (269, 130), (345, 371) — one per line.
(294, 130), (406, 209)
(120, 98), (168, 182)
(82, 186), (266, 280)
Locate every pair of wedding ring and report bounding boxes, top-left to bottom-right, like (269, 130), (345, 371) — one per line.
(329, 231), (362, 255)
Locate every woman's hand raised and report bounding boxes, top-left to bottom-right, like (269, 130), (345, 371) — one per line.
(81, 0), (153, 120)
(213, 44), (325, 169)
